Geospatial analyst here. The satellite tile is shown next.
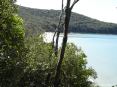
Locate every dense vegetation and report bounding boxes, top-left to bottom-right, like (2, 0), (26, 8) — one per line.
(0, 0), (27, 86)
(22, 35), (97, 87)
(0, 0), (99, 87)
(19, 6), (117, 35)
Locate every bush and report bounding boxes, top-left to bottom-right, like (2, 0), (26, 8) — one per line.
(19, 35), (97, 87)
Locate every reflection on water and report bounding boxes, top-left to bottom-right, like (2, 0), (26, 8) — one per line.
(44, 32), (117, 87)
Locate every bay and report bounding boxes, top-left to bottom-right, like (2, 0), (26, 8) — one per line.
(44, 32), (117, 87)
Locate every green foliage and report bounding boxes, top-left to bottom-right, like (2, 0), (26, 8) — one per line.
(0, 0), (27, 86)
(19, 35), (97, 87)
(19, 6), (117, 34)
(60, 43), (97, 87)
(19, 35), (57, 86)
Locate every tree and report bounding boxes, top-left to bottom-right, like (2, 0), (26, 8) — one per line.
(54, 0), (79, 86)
(112, 85), (117, 87)
(19, 35), (97, 87)
(0, 0), (26, 86)
(18, 35), (56, 87)
(58, 43), (97, 87)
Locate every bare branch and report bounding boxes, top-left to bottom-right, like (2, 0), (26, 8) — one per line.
(70, 0), (79, 10)
(54, 0), (64, 56)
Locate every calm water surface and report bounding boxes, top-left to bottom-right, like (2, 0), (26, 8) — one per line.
(44, 33), (117, 87)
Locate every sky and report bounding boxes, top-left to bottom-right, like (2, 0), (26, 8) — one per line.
(16, 0), (117, 23)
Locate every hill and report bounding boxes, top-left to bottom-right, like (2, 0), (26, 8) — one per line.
(18, 6), (117, 35)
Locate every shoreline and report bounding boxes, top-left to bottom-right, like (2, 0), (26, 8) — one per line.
(45, 32), (117, 36)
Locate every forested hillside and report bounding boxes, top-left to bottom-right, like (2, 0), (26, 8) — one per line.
(19, 6), (117, 34)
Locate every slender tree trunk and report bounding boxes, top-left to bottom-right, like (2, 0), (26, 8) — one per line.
(53, 0), (64, 56)
(54, 0), (79, 86)
(54, 0), (71, 86)
(55, 31), (60, 56)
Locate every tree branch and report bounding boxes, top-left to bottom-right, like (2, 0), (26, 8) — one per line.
(52, 29), (57, 48)
(54, 0), (64, 56)
(54, 0), (79, 86)
(70, 0), (79, 10)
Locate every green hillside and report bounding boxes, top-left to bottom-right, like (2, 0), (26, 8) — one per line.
(18, 6), (117, 34)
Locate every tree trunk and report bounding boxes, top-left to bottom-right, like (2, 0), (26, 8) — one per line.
(54, 0), (79, 86)
(54, 0), (71, 86)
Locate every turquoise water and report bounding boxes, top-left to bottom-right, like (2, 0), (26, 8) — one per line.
(44, 33), (117, 87)
(58, 33), (117, 87)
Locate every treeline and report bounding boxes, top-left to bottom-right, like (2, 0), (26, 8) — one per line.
(19, 6), (117, 35)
